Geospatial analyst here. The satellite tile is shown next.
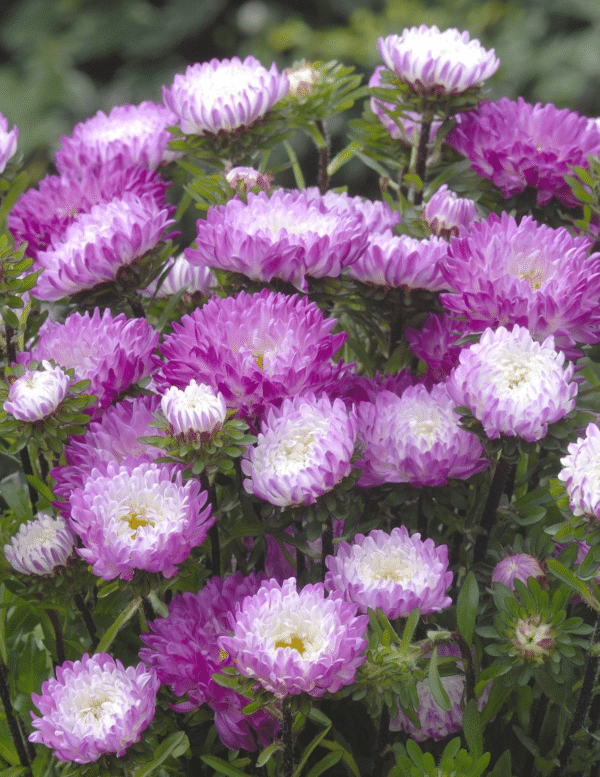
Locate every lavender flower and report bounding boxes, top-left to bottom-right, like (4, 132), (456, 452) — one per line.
(0, 113), (18, 172)
(306, 187), (401, 234)
(3, 362), (70, 422)
(163, 55), (289, 135)
(324, 526), (452, 618)
(447, 325), (578, 442)
(492, 553), (546, 592)
(405, 313), (475, 382)
(559, 423), (600, 518)
(161, 380), (227, 438)
(4, 513), (75, 576)
(422, 184), (478, 238)
(142, 253), (215, 299)
(219, 577), (368, 698)
(29, 653), (159, 763)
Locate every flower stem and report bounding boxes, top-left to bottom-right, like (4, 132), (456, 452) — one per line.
(473, 455), (512, 565)
(372, 703), (390, 777)
(316, 120), (329, 194)
(282, 699), (294, 777)
(46, 608), (65, 665)
(0, 655), (32, 772)
(200, 470), (220, 575)
(19, 445), (38, 513)
(413, 115), (432, 206)
(73, 591), (98, 651)
(321, 512), (333, 581)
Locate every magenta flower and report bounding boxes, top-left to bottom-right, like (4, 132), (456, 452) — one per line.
(405, 313), (475, 382)
(447, 325), (578, 442)
(242, 393), (356, 507)
(378, 25), (499, 96)
(325, 526), (452, 618)
(219, 577), (368, 699)
(55, 101), (178, 174)
(4, 513), (75, 576)
(0, 113), (18, 172)
(306, 186), (401, 234)
(32, 192), (175, 301)
(3, 362), (70, 422)
(186, 188), (369, 291)
(447, 97), (600, 206)
(439, 212), (600, 359)
(29, 653), (159, 763)
(491, 553), (546, 592)
(163, 55), (289, 135)
(326, 367), (420, 407)
(69, 459), (214, 580)
(356, 383), (488, 487)
(157, 289), (347, 421)
(369, 66), (442, 142)
(422, 184), (478, 238)
(22, 308), (158, 414)
(559, 423), (600, 519)
(161, 380), (227, 438)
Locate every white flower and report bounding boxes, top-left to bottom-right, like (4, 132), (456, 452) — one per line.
(4, 513), (76, 575)
(4, 362), (70, 422)
(161, 380), (227, 438)
(559, 423), (600, 518)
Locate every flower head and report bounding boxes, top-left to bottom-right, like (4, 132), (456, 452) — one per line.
(3, 361), (70, 422)
(405, 313), (475, 382)
(492, 553), (546, 592)
(378, 25), (499, 96)
(0, 113), (18, 172)
(4, 513), (75, 576)
(559, 423), (600, 518)
(422, 184), (478, 238)
(163, 55), (289, 135)
(447, 325), (577, 442)
(325, 526), (452, 618)
(142, 253), (215, 299)
(242, 393), (356, 507)
(219, 577), (368, 698)
(510, 616), (557, 665)
(447, 97), (600, 206)
(29, 653), (159, 763)
(286, 61), (320, 99)
(161, 380), (227, 439)
(225, 166), (273, 193)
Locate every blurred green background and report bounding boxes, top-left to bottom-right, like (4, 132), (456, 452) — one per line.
(1, 0), (599, 172)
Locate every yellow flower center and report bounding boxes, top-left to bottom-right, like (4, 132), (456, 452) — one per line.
(275, 635), (306, 655)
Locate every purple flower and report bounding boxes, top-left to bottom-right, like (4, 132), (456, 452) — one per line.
(378, 25), (499, 96)
(29, 653), (159, 763)
(447, 97), (600, 206)
(142, 253), (215, 299)
(369, 66), (442, 142)
(32, 192), (175, 301)
(161, 380), (227, 438)
(4, 513), (75, 576)
(356, 383), (488, 487)
(22, 308), (158, 414)
(3, 362), (70, 422)
(186, 188), (369, 291)
(439, 212), (600, 359)
(491, 553), (546, 592)
(422, 184), (478, 238)
(326, 368), (420, 407)
(163, 55), (289, 135)
(55, 101), (178, 174)
(69, 459), (214, 580)
(219, 577), (368, 699)
(348, 231), (449, 290)
(157, 289), (348, 422)
(559, 423), (600, 518)
(0, 113), (18, 172)
(447, 325), (578, 442)
(242, 393), (356, 507)
(324, 526), (452, 618)
(139, 572), (278, 751)
(405, 313), (475, 382)
(306, 186), (401, 234)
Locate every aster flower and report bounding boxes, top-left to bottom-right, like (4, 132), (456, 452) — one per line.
(0, 113), (18, 173)
(422, 184), (478, 238)
(325, 526), (452, 618)
(219, 577), (368, 699)
(4, 513), (75, 576)
(69, 458), (214, 580)
(225, 166), (272, 193)
(405, 313), (475, 382)
(161, 380), (227, 439)
(186, 188), (369, 291)
(242, 393), (356, 507)
(32, 192), (175, 301)
(439, 212), (600, 359)
(3, 361), (70, 422)
(509, 616), (557, 665)
(356, 383), (488, 487)
(141, 253), (215, 299)
(378, 25), (499, 97)
(55, 100), (179, 174)
(163, 55), (289, 135)
(326, 367), (419, 407)
(447, 325), (578, 442)
(558, 423), (600, 518)
(447, 97), (600, 206)
(306, 186), (401, 234)
(286, 61), (320, 99)
(348, 231), (449, 290)
(22, 308), (158, 414)
(157, 288), (347, 421)
(491, 553), (546, 592)
(29, 653), (159, 763)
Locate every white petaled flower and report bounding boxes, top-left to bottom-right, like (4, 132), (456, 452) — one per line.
(163, 55), (289, 135)
(422, 184), (478, 238)
(161, 380), (227, 439)
(447, 325), (578, 442)
(141, 254), (216, 298)
(4, 514), (76, 576)
(225, 166), (272, 193)
(378, 25), (500, 96)
(0, 113), (18, 173)
(242, 393), (357, 507)
(286, 61), (320, 99)
(4, 362), (70, 422)
(559, 423), (600, 519)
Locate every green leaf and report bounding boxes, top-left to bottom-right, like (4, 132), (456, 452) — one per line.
(546, 558), (600, 611)
(400, 607), (420, 654)
(457, 571), (479, 647)
(200, 756), (250, 777)
(292, 725), (332, 777)
(133, 732), (188, 777)
(317, 739), (360, 777)
(25, 475), (54, 504)
(428, 646), (452, 712)
(304, 751), (343, 777)
(96, 597), (142, 653)
(462, 698), (483, 761)
(256, 743), (281, 768)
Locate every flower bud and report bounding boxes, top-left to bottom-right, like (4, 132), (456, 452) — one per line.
(491, 553), (546, 592)
(510, 615), (556, 664)
(3, 362), (70, 422)
(161, 380), (227, 440)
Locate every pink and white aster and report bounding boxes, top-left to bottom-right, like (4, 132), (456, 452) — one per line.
(0, 113), (18, 173)
(55, 101), (179, 175)
(69, 459), (214, 580)
(22, 308), (158, 414)
(140, 572), (278, 751)
(242, 393), (356, 507)
(447, 97), (600, 206)
(439, 212), (600, 359)
(157, 289), (348, 422)
(491, 553), (546, 592)
(225, 166), (272, 193)
(422, 184), (478, 238)
(305, 186), (401, 235)
(348, 231), (449, 290)
(559, 423), (600, 519)
(3, 361), (70, 422)
(186, 188), (369, 291)
(4, 513), (75, 576)
(356, 383), (488, 487)
(326, 367), (419, 408)
(33, 192), (175, 301)
(405, 313), (476, 382)
(161, 380), (227, 439)
(378, 25), (499, 97)
(29, 653), (159, 763)
(163, 55), (289, 135)
(447, 325), (578, 442)
(219, 577), (368, 699)
(142, 253), (215, 299)
(324, 526), (452, 618)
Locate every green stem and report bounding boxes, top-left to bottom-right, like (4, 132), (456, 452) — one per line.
(372, 703), (390, 777)
(19, 446), (38, 513)
(74, 591), (98, 651)
(321, 512), (333, 582)
(282, 699), (294, 777)
(413, 115), (432, 206)
(315, 120), (329, 194)
(200, 470), (220, 575)
(473, 455), (512, 565)
(0, 656), (31, 772)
